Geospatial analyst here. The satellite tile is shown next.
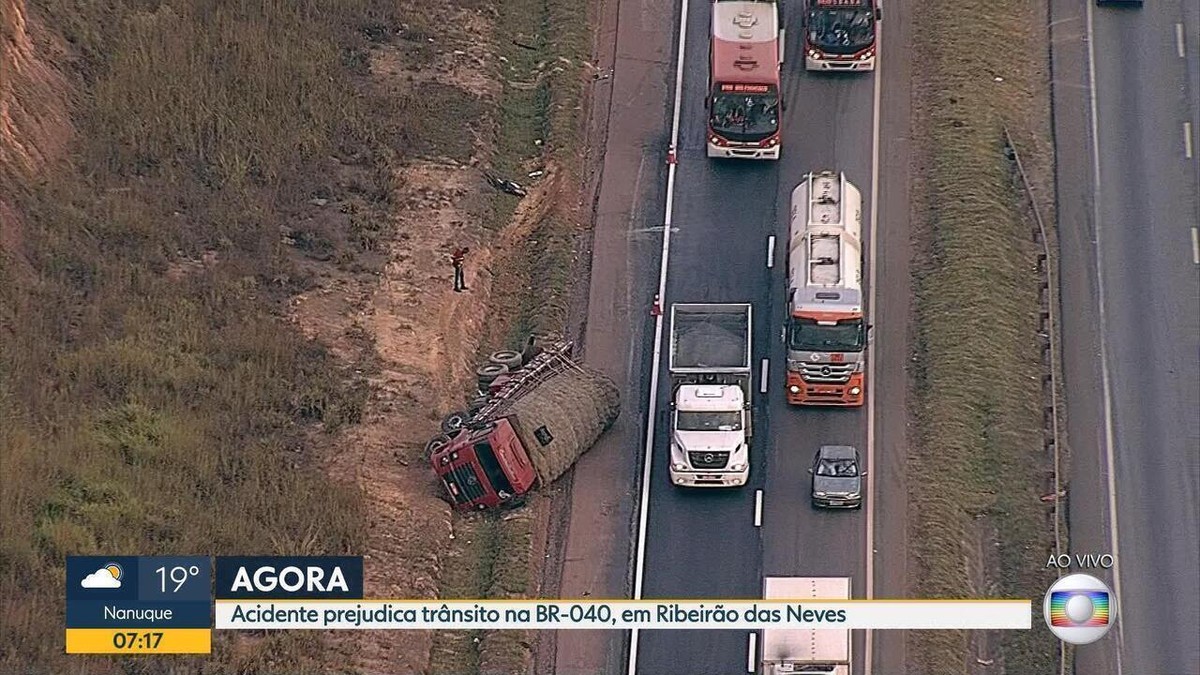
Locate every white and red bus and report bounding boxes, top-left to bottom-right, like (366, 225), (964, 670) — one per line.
(706, 0), (784, 160)
(803, 0), (880, 72)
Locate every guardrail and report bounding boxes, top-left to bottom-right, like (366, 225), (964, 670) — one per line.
(1003, 124), (1067, 675)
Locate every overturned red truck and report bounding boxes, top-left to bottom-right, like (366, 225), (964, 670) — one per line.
(427, 338), (621, 511)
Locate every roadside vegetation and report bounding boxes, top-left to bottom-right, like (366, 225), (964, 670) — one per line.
(0, 0), (407, 670)
(426, 0), (596, 671)
(907, 0), (1063, 672)
(2, 0), (597, 672)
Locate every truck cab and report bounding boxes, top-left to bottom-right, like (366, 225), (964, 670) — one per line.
(431, 418), (538, 511)
(671, 383), (750, 486)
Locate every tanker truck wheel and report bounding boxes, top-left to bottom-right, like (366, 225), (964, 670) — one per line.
(476, 363), (509, 388)
(424, 434), (452, 460)
(488, 349), (524, 370)
(440, 410), (469, 434)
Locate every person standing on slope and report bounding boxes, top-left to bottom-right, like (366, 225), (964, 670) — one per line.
(450, 246), (469, 292)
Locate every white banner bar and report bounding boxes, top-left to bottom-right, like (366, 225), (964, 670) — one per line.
(214, 600), (1031, 630)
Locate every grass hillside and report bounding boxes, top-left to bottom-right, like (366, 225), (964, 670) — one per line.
(1, 0), (402, 671)
(2, 0), (601, 672)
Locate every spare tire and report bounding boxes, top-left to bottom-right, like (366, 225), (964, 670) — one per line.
(489, 349), (524, 370)
(425, 434), (452, 459)
(440, 410), (469, 434)
(476, 362), (509, 386)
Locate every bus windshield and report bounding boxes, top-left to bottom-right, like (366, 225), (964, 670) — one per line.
(807, 7), (875, 53)
(710, 88), (779, 142)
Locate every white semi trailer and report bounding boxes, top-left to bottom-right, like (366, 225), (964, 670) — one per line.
(760, 576), (851, 675)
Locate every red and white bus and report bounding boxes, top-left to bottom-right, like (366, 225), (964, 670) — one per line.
(803, 0), (880, 72)
(706, 0), (784, 160)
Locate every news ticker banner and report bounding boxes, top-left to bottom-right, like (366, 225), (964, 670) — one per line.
(69, 555), (1063, 653)
(214, 600), (1031, 630)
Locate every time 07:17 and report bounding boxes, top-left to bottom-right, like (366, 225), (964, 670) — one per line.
(112, 632), (163, 649)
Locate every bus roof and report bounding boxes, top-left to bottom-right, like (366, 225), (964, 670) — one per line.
(711, 0), (780, 86)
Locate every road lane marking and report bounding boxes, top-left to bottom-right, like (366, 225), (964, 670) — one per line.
(760, 359), (769, 393)
(1185, 122), (1194, 159)
(1191, 228), (1199, 265)
(746, 632), (757, 672)
(1177, 23), (1186, 58)
(627, 0), (690, 669)
(1084, 1), (1127, 669)
(863, 16), (884, 675)
(766, 235), (776, 268)
(754, 489), (763, 527)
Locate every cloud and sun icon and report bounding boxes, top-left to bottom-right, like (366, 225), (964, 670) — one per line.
(81, 562), (124, 589)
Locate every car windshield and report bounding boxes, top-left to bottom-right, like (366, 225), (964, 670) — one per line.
(676, 410), (742, 431)
(710, 90), (779, 142)
(816, 457), (858, 477)
(807, 8), (875, 53)
(788, 317), (865, 352)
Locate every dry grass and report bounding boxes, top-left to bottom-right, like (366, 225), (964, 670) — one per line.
(0, 0), (413, 671)
(2, 0), (599, 671)
(907, 0), (1061, 672)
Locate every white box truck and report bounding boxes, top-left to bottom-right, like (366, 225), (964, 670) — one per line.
(760, 576), (851, 675)
(667, 303), (753, 487)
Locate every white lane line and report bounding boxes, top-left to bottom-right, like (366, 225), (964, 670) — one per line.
(1177, 23), (1186, 59)
(1191, 228), (1199, 265)
(627, 0), (690, 668)
(1185, 122), (1194, 159)
(760, 358), (769, 393)
(766, 235), (776, 268)
(1084, 1), (1127, 669)
(754, 489), (763, 527)
(746, 632), (757, 672)
(863, 14), (884, 675)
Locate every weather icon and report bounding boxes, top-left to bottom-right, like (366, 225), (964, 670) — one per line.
(80, 562), (123, 589)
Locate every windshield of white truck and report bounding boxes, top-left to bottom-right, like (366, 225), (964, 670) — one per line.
(676, 410), (742, 431)
(710, 85), (779, 142)
(789, 317), (865, 351)
(807, 5), (875, 54)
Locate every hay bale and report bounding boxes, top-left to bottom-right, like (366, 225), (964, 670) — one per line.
(507, 363), (620, 485)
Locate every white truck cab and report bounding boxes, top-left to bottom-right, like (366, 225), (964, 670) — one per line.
(670, 384), (749, 487)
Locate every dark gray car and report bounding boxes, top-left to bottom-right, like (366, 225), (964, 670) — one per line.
(809, 445), (864, 509)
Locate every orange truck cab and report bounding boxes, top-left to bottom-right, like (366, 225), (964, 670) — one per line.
(785, 171), (869, 407)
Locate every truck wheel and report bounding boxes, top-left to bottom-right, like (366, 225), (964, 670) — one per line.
(425, 434), (452, 459)
(440, 411), (469, 434)
(476, 363), (509, 386)
(467, 396), (490, 415)
(488, 350), (524, 370)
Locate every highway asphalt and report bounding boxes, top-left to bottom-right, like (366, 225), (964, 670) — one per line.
(631, 0), (916, 672)
(1051, 0), (1200, 673)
